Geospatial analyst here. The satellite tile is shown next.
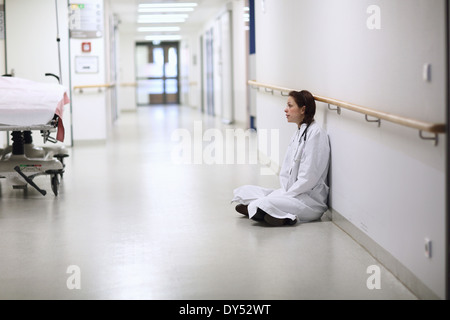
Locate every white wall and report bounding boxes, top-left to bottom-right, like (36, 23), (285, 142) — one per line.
(231, 0), (248, 126)
(180, 40), (190, 106)
(70, 0), (117, 143)
(116, 28), (136, 112)
(180, 33), (201, 109)
(0, 0), (4, 74)
(254, 0), (446, 299)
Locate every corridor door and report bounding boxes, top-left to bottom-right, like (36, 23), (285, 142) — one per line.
(202, 11), (233, 121)
(136, 42), (180, 105)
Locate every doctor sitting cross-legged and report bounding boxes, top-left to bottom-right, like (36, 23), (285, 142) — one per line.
(232, 90), (330, 227)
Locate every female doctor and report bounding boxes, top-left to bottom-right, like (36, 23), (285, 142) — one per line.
(232, 90), (330, 226)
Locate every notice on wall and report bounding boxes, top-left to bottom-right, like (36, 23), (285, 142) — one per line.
(69, 2), (103, 39)
(75, 56), (99, 73)
(0, 5), (4, 40)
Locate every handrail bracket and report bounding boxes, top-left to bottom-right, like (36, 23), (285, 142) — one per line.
(365, 115), (381, 127)
(328, 104), (341, 115)
(419, 131), (439, 146)
(265, 88), (274, 95)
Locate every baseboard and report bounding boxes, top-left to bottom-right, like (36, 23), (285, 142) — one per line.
(73, 139), (106, 147)
(330, 208), (441, 300)
(120, 108), (137, 113)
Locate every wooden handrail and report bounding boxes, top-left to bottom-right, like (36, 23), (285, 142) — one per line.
(119, 82), (137, 87)
(248, 80), (446, 141)
(73, 83), (116, 92)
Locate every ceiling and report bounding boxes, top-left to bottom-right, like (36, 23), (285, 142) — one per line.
(109, 0), (229, 39)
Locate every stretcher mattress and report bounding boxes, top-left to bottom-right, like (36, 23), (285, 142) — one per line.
(0, 76), (69, 141)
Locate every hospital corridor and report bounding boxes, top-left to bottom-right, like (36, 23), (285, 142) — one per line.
(0, 0), (449, 301)
(0, 106), (417, 300)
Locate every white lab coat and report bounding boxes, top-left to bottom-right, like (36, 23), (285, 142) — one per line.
(232, 121), (330, 223)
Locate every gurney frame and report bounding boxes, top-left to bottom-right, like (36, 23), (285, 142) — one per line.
(0, 118), (67, 196)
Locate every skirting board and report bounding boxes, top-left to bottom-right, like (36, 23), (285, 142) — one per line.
(328, 209), (441, 300)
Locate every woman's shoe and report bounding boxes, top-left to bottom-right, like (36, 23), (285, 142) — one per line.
(264, 214), (297, 226)
(235, 204), (249, 216)
(235, 205), (266, 221)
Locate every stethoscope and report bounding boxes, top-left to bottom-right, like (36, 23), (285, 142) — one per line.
(299, 122), (311, 142)
(289, 122), (311, 175)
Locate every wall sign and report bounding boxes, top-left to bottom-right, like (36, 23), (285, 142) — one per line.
(75, 56), (99, 73)
(69, 2), (103, 39)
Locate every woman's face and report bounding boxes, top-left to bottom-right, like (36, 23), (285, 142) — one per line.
(285, 96), (305, 126)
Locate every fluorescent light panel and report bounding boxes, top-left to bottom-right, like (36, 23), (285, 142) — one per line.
(139, 8), (194, 13)
(144, 35), (182, 41)
(138, 26), (181, 32)
(139, 3), (198, 8)
(138, 18), (186, 23)
(139, 14), (189, 19)
(137, 3), (197, 24)
(138, 14), (188, 23)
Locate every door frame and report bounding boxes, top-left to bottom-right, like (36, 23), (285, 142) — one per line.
(445, 0), (449, 301)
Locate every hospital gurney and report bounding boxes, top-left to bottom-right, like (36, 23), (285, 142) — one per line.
(0, 75), (70, 196)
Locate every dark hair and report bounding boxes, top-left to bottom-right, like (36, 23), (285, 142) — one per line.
(289, 90), (316, 125)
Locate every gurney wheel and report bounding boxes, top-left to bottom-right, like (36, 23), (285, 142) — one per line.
(55, 155), (68, 179)
(51, 174), (60, 196)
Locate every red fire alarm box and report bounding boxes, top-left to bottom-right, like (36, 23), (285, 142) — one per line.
(82, 42), (91, 53)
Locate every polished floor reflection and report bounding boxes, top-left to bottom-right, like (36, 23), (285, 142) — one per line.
(0, 106), (416, 299)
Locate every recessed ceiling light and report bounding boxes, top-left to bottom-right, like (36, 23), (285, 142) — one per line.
(144, 35), (182, 41)
(138, 26), (181, 32)
(138, 14), (188, 23)
(139, 3), (198, 8)
(138, 8), (195, 13)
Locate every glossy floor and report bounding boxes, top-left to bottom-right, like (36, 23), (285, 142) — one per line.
(0, 106), (416, 300)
